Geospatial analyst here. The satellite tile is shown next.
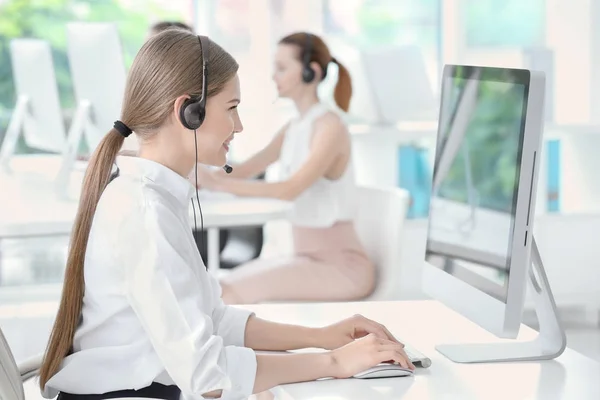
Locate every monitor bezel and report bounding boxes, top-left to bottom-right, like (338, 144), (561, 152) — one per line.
(423, 64), (545, 339)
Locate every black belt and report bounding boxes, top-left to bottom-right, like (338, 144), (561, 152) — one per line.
(57, 382), (181, 400)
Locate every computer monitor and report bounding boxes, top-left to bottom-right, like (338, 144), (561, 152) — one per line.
(360, 45), (437, 124)
(0, 39), (66, 170)
(422, 65), (565, 363)
(66, 22), (127, 150)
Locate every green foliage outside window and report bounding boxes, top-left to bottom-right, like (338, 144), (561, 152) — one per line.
(330, 0), (439, 48)
(0, 0), (185, 149)
(464, 0), (545, 47)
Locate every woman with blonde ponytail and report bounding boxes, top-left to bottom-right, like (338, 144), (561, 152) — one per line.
(39, 29), (411, 400)
(194, 32), (376, 305)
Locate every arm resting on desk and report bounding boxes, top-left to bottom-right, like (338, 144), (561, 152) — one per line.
(208, 273), (321, 351)
(253, 352), (334, 393)
(244, 316), (322, 351)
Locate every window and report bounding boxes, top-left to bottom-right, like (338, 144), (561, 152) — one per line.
(324, 0), (438, 47)
(323, 0), (441, 88)
(0, 0), (193, 152)
(464, 0), (545, 48)
(207, 0), (251, 54)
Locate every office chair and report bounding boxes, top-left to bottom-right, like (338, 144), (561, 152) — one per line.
(354, 186), (410, 301)
(0, 326), (43, 400)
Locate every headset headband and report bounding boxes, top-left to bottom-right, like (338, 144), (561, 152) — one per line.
(197, 35), (209, 108)
(303, 33), (313, 68)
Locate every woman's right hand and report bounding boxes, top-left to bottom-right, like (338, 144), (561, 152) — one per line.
(330, 333), (414, 379)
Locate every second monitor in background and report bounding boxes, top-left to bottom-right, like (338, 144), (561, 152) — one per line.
(422, 65), (566, 363)
(0, 39), (66, 171)
(361, 45), (438, 124)
(321, 40), (437, 125)
(56, 22), (130, 194)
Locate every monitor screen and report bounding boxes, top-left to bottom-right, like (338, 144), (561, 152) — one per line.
(425, 66), (530, 302)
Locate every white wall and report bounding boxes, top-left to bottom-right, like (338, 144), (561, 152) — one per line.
(546, 0), (591, 124)
(443, 0), (599, 126)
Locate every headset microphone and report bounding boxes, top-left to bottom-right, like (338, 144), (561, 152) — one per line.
(223, 164), (233, 174)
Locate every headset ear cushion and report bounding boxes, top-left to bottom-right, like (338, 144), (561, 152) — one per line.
(302, 66), (316, 83)
(180, 98), (205, 130)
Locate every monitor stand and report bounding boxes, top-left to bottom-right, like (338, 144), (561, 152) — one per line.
(54, 100), (91, 199)
(436, 236), (567, 363)
(0, 95), (29, 172)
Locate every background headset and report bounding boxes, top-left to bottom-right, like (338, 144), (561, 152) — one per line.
(302, 33), (316, 83)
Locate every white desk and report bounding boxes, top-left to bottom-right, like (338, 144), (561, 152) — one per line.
(241, 300), (600, 400)
(0, 155), (82, 238)
(190, 192), (291, 272)
(0, 156), (291, 272)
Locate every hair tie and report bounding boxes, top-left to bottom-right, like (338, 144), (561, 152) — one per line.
(330, 57), (338, 64)
(113, 120), (132, 138)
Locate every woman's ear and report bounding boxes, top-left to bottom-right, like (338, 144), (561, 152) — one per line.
(310, 61), (323, 81)
(173, 95), (191, 128)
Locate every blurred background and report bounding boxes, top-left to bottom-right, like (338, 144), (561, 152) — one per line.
(1, 0), (600, 374)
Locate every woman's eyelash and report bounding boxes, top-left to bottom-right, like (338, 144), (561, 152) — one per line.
(229, 105), (238, 110)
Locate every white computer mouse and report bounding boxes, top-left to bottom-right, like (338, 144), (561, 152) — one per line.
(353, 364), (414, 379)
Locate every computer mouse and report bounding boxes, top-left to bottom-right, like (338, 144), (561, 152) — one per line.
(353, 364), (414, 379)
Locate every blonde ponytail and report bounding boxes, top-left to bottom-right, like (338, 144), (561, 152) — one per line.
(39, 129), (125, 388)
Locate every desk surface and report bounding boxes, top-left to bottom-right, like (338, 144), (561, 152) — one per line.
(192, 191), (290, 229)
(0, 157), (81, 237)
(0, 156), (291, 238)
(242, 300), (600, 400)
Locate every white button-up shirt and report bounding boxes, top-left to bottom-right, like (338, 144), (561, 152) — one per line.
(43, 157), (257, 400)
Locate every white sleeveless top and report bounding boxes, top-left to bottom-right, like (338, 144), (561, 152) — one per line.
(279, 103), (358, 228)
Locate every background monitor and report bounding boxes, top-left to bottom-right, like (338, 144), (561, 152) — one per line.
(361, 45), (437, 124)
(423, 65), (545, 339)
(318, 40), (437, 125)
(9, 39), (66, 152)
(66, 22), (127, 151)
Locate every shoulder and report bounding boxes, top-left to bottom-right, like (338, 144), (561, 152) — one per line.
(313, 110), (347, 138)
(98, 177), (179, 230)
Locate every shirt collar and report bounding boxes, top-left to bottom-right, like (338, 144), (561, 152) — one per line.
(116, 156), (195, 206)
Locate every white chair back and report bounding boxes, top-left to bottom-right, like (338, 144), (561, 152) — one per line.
(354, 186), (410, 301)
(0, 327), (25, 400)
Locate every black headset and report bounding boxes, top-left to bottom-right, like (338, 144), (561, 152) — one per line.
(180, 35), (212, 269)
(179, 35), (210, 130)
(302, 33), (316, 84)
